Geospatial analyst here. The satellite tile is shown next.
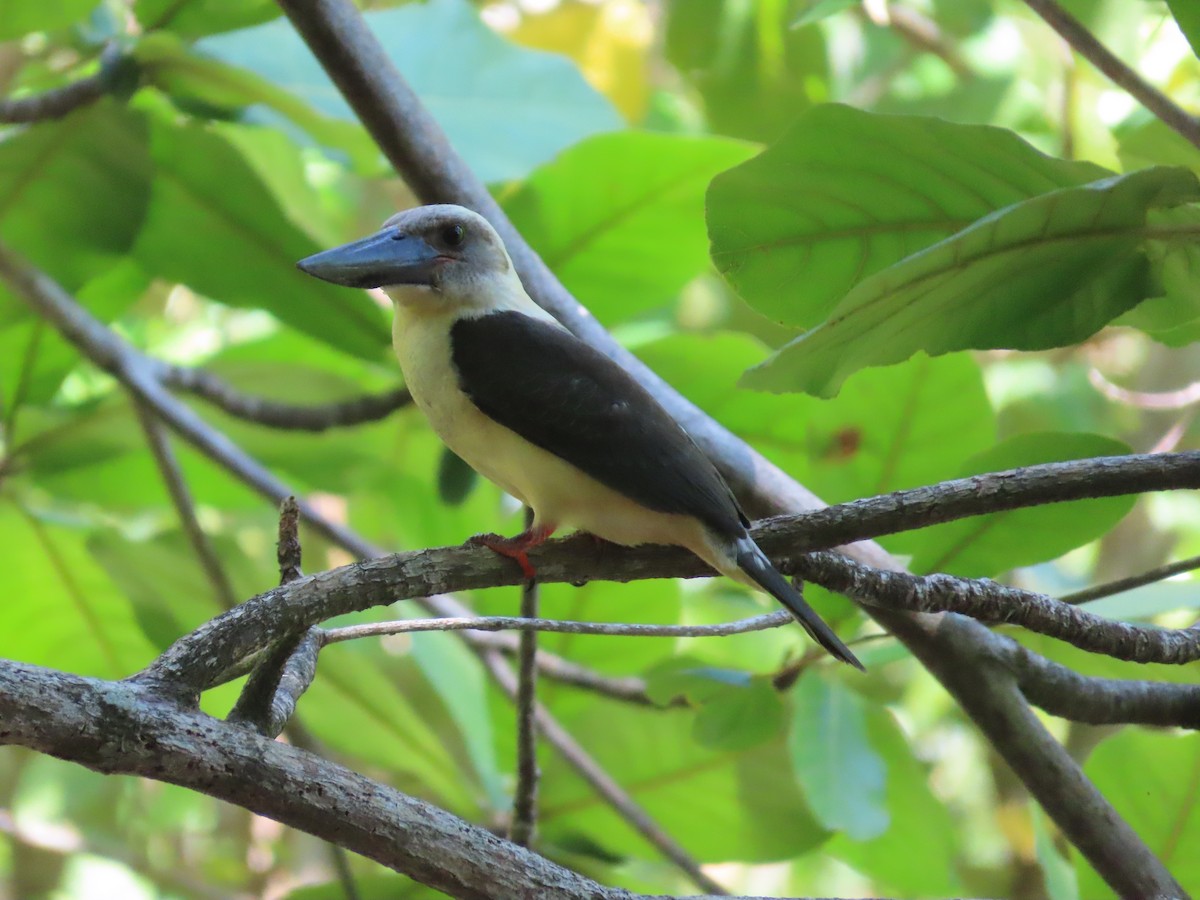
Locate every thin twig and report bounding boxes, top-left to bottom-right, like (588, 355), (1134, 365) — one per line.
(510, 507), (539, 847)
(1089, 368), (1200, 411)
(1023, 0), (1200, 150)
(160, 363), (411, 431)
(0, 46), (123, 124)
(468, 632), (668, 706)
(1060, 553), (1200, 606)
(322, 611), (791, 643)
(133, 400), (238, 611)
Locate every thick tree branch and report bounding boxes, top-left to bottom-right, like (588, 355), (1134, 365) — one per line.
(1022, 0), (1200, 150)
(0, 661), (628, 900)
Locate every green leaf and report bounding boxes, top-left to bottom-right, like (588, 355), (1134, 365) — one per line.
(135, 0), (280, 36)
(198, 0), (621, 184)
(693, 678), (786, 752)
(1116, 204), (1200, 344)
(437, 448), (478, 506)
(792, 0), (859, 27)
(709, 105), (1110, 329)
(789, 675), (888, 840)
(1078, 730), (1200, 897)
(131, 117), (389, 360)
(893, 433), (1135, 577)
(664, 0), (828, 142)
(1168, 0), (1200, 59)
(743, 167), (1200, 397)
(504, 131), (755, 323)
(638, 333), (994, 505)
(0, 503), (157, 679)
(1033, 808), (1079, 900)
(0, 0), (99, 38)
(410, 631), (506, 809)
(0, 101), (151, 290)
(828, 702), (960, 894)
(134, 33), (379, 173)
(0, 261), (148, 425)
(540, 697), (827, 862)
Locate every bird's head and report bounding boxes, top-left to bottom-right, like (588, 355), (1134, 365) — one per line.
(296, 205), (520, 311)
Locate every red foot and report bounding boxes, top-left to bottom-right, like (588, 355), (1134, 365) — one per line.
(468, 524), (556, 580)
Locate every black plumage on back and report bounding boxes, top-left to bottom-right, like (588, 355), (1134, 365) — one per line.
(449, 311), (746, 540)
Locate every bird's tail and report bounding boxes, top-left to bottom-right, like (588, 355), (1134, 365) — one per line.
(734, 538), (864, 671)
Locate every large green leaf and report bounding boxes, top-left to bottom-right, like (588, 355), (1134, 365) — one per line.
(197, 0), (621, 184)
(0, 0), (98, 38)
(0, 503), (157, 679)
(0, 101), (150, 290)
(131, 118), (389, 360)
(135, 33), (378, 173)
(135, 0), (280, 36)
(1078, 730), (1200, 897)
(638, 333), (994, 505)
(892, 433), (1135, 577)
(828, 701), (960, 895)
(1168, 0), (1200, 58)
(708, 105), (1109, 328)
(789, 675), (888, 840)
(539, 697), (827, 863)
(503, 131), (755, 323)
(743, 167), (1200, 397)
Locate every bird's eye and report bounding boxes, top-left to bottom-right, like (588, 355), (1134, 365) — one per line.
(442, 224), (466, 247)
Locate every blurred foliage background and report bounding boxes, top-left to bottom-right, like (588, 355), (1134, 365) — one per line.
(0, 0), (1198, 897)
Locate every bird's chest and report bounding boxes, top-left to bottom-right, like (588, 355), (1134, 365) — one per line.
(391, 310), (529, 499)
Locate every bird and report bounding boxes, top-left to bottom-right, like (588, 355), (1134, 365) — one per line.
(297, 204), (862, 669)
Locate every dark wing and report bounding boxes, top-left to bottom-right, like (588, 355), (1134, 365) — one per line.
(450, 311), (746, 539)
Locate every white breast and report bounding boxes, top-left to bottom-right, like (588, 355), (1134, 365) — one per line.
(388, 301), (729, 571)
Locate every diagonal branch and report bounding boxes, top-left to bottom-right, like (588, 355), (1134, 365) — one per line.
(1022, 0), (1200, 150)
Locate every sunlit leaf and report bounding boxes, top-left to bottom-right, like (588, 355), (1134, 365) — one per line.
(504, 131), (754, 323)
(742, 167), (1200, 397)
(708, 105), (1111, 328)
(1078, 730), (1200, 896)
(0, 0), (98, 38)
(131, 118), (389, 360)
(893, 433), (1135, 577)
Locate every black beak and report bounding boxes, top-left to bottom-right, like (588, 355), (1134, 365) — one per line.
(296, 230), (441, 289)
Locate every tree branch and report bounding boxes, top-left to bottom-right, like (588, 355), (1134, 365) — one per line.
(1022, 0), (1200, 150)
(159, 362), (411, 431)
(0, 46), (125, 124)
(510, 509), (540, 847)
(133, 400), (238, 611)
(791, 552), (1200, 665)
(0, 661), (628, 900)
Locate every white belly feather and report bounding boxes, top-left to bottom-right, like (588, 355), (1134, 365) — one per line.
(390, 304), (725, 567)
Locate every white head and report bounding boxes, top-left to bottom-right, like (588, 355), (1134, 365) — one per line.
(297, 204), (528, 314)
